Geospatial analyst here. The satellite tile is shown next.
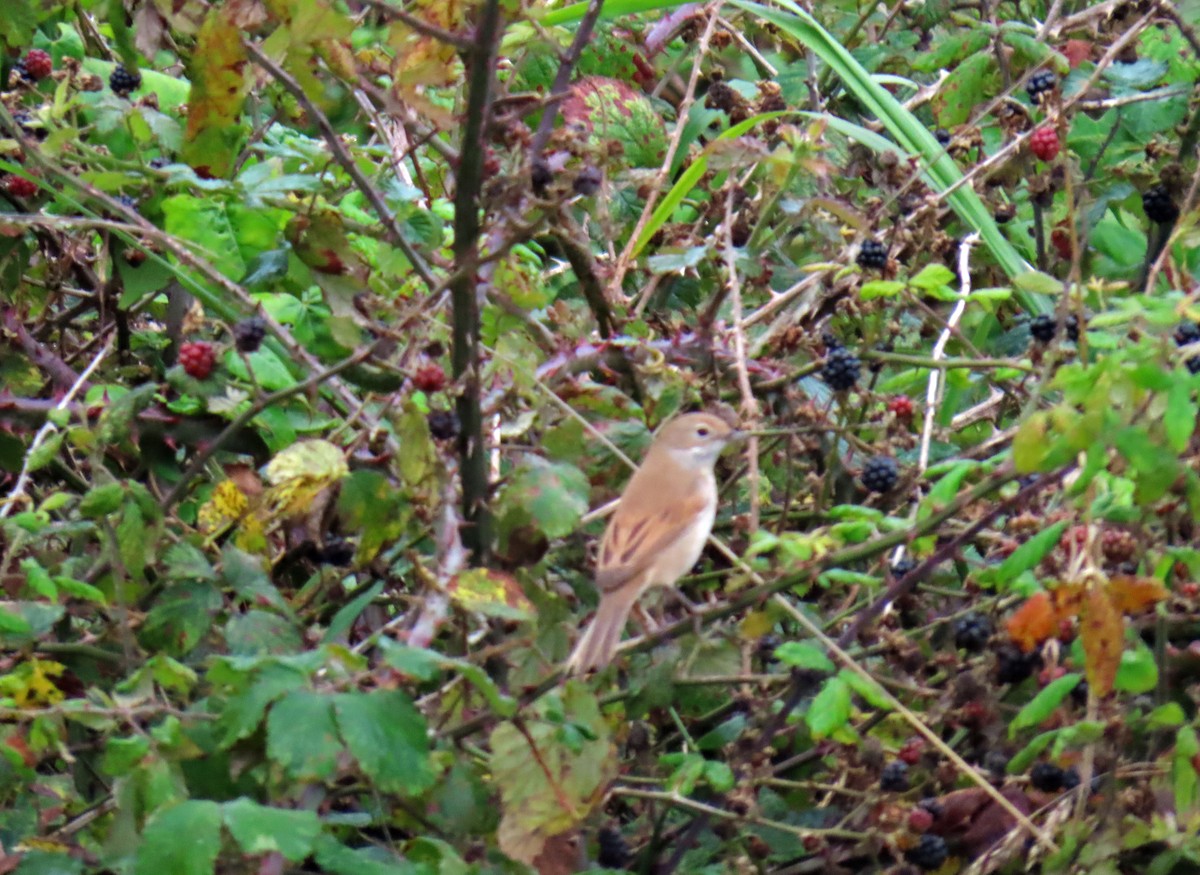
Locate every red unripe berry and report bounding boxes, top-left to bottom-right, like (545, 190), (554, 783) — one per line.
(908, 807), (934, 832)
(898, 738), (925, 765)
(888, 395), (915, 418)
(22, 49), (52, 81)
(1030, 126), (1060, 161)
(413, 364), (447, 393)
(178, 341), (216, 380)
(2, 174), (37, 198)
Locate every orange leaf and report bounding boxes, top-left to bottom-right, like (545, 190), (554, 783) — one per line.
(1107, 575), (1169, 614)
(1006, 592), (1057, 652)
(1049, 580), (1086, 622)
(1080, 587), (1123, 697)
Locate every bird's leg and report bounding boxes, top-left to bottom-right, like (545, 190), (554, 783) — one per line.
(632, 602), (661, 635)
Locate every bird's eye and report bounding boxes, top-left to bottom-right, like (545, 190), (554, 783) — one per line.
(696, 426), (710, 437)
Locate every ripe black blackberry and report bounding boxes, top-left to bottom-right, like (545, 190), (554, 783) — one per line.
(880, 760), (910, 792)
(1030, 762), (1066, 792)
(1029, 313), (1079, 344)
(233, 316), (267, 352)
(890, 557), (917, 578)
(861, 456), (899, 493)
(952, 613), (992, 652)
(149, 156), (170, 169)
(597, 826), (631, 869)
(573, 166), (602, 196)
(906, 834), (949, 871)
(109, 64), (142, 97)
(315, 537), (354, 566)
(934, 128), (951, 146)
(428, 410), (461, 441)
(820, 328), (843, 351)
(821, 346), (860, 391)
(995, 643), (1040, 684)
(857, 239), (888, 270)
(1175, 321), (1200, 346)
(1188, 357), (1200, 375)
(1142, 184), (1179, 225)
(1061, 767), (1081, 790)
(1025, 69), (1057, 101)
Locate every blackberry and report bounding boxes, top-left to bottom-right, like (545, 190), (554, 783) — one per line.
(1189, 357), (1200, 376)
(1025, 69), (1057, 101)
(934, 128), (951, 146)
(1030, 762), (1065, 792)
(1070, 679), (1088, 705)
(413, 364), (447, 393)
(1028, 313), (1079, 344)
(857, 239), (888, 270)
(1142, 184), (1179, 225)
(573, 166), (602, 196)
(906, 834), (949, 871)
(10, 59), (29, 84)
(995, 643), (1040, 684)
(149, 156), (170, 169)
(597, 826), (631, 869)
(12, 111), (43, 140)
(428, 410), (461, 441)
(820, 328), (843, 351)
(1029, 125), (1060, 161)
(115, 194), (138, 210)
(861, 456), (899, 493)
(178, 341), (216, 380)
(880, 760), (910, 792)
(109, 64), (142, 97)
(821, 346), (860, 391)
(890, 557), (917, 578)
(315, 537), (354, 566)
(2, 174), (38, 199)
(233, 316), (267, 352)
(952, 613), (992, 652)
(1061, 767), (1081, 790)
(530, 160), (553, 194)
(1174, 321), (1200, 346)
(22, 49), (52, 81)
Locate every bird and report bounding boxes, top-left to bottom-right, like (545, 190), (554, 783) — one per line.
(565, 412), (741, 674)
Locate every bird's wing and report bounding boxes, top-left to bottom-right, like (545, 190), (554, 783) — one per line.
(594, 486), (710, 593)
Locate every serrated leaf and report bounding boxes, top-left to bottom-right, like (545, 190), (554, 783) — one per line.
(135, 800), (222, 875)
(501, 458), (590, 539)
(223, 797), (321, 861)
(267, 690), (342, 782)
(333, 690), (435, 796)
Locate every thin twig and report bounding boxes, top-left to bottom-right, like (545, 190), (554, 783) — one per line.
(0, 335), (112, 520)
(723, 190), (761, 531)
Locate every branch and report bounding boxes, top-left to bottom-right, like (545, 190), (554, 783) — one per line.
(243, 41), (439, 290)
(451, 0), (505, 563)
(528, 0), (607, 166)
(355, 0), (473, 50)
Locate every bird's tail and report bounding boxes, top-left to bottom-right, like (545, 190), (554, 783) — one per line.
(565, 587), (640, 675)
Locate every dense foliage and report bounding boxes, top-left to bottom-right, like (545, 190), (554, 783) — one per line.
(1, 0), (1199, 872)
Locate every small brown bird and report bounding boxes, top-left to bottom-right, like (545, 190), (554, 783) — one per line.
(566, 413), (741, 674)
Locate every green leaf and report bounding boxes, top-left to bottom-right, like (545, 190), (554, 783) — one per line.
(1009, 673), (1081, 736)
(333, 690), (435, 796)
(704, 760), (735, 792)
(101, 735), (151, 776)
(859, 279), (905, 300)
(774, 641), (835, 672)
(1115, 637), (1158, 693)
(993, 521), (1067, 587)
(806, 676), (852, 740)
(500, 458), (590, 539)
(1175, 726), (1200, 816)
(223, 797), (321, 862)
(78, 482), (125, 518)
(135, 800), (222, 875)
(909, 263), (957, 290)
(0, 0), (36, 47)
(839, 669), (892, 710)
(1165, 378), (1197, 453)
(266, 690), (342, 782)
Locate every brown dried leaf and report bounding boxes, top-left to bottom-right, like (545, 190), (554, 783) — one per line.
(1081, 587), (1123, 697)
(1107, 575), (1169, 614)
(1006, 591), (1057, 653)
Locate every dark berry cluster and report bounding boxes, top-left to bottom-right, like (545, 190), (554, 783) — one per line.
(1025, 69), (1057, 101)
(1142, 184), (1179, 225)
(861, 456), (899, 493)
(1174, 321), (1200, 373)
(934, 128), (951, 146)
(1029, 312), (1079, 344)
(880, 760), (910, 792)
(857, 239), (888, 270)
(109, 64), (142, 97)
(597, 826), (631, 869)
(233, 316), (267, 352)
(952, 613), (992, 652)
(995, 643), (1041, 684)
(428, 410), (461, 441)
(905, 834), (949, 871)
(821, 347), (860, 391)
(1030, 762), (1080, 792)
(178, 341), (216, 379)
(890, 557), (917, 579)
(573, 166), (603, 196)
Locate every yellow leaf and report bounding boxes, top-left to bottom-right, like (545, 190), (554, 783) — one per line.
(1081, 587), (1123, 697)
